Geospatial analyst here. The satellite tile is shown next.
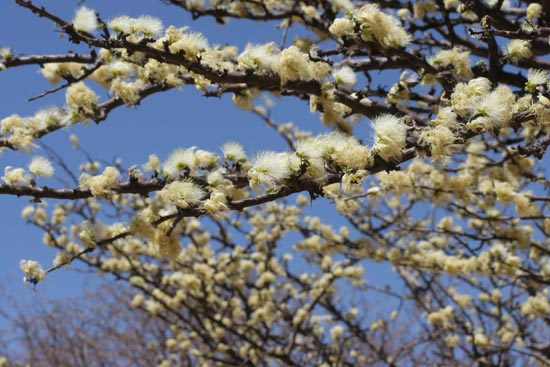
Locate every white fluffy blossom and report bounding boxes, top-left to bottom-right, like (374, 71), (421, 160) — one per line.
(248, 151), (291, 192)
(110, 79), (144, 105)
(273, 46), (330, 83)
(274, 46), (311, 82)
(328, 17), (356, 38)
(186, 0), (205, 11)
(450, 77), (492, 118)
(332, 65), (357, 88)
(133, 15), (164, 36)
(527, 3), (543, 20)
(329, 0), (354, 11)
(52, 252), (71, 267)
(418, 125), (456, 159)
(160, 180), (205, 209)
(167, 29), (210, 60)
(342, 169), (368, 194)
(320, 132), (371, 170)
(19, 259), (45, 282)
(525, 69), (548, 93)
(413, 1), (436, 19)
(77, 220), (107, 248)
(221, 142), (247, 163)
(29, 156), (55, 177)
(371, 114), (408, 162)
(163, 147), (197, 178)
(79, 166), (121, 198)
(41, 62), (85, 85)
(291, 138), (326, 178)
(0, 47), (12, 60)
(521, 292), (550, 317)
(109, 15), (164, 37)
(354, 4), (411, 48)
(108, 16), (132, 34)
(505, 39), (532, 64)
(237, 42), (280, 72)
(468, 85), (515, 131)
(294, 131), (370, 173)
(72, 6), (98, 33)
(2, 166), (31, 185)
(472, 332), (491, 347)
(204, 191), (229, 215)
(109, 60), (136, 78)
(66, 82), (99, 117)
(429, 47), (472, 80)
(397, 8), (412, 20)
(427, 305), (454, 326)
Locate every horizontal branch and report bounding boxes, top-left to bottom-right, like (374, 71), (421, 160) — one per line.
(0, 177), (165, 200)
(2, 52), (96, 69)
(470, 25), (550, 41)
(0, 171), (251, 200)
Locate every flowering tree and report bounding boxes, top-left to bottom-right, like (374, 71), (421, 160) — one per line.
(1, 0), (550, 366)
(0, 283), (170, 367)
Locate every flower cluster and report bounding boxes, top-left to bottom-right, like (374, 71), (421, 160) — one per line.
(79, 166), (121, 198)
(108, 15), (164, 37)
(66, 82), (99, 119)
(429, 47), (473, 80)
(329, 4), (411, 48)
(449, 77), (516, 132)
(19, 259), (45, 283)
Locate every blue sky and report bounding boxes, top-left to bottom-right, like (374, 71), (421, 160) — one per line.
(0, 4), (430, 361)
(0, 1), (404, 327)
(1, 3), (547, 365)
(0, 1), (350, 300)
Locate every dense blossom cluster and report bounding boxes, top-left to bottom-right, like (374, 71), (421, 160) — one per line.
(0, 0), (550, 366)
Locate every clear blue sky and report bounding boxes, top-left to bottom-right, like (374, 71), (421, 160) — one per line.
(0, 1), (399, 317)
(0, 1), (339, 300)
(1, 4), (545, 365)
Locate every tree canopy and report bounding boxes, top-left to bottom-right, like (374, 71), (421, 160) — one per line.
(1, 0), (550, 366)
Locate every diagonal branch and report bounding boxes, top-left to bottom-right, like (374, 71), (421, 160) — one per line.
(0, 81), (174, 150)
(28, 54), (103, 102)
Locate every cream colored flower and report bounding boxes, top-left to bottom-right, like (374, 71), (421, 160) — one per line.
(354, 4), (411, 48)
(19, 259), (45, 282)
(526, 3), (543, 20)
(248, 151), (291, 192)
(505, 39), (532, 63)
(66, 82), (98, 117)
(29, 156), (55, 177)
(72, 6), (98, 33)
(160, 180), (205, 209)
(328, 18), (356, 38)
(372, 114), (408, 162)
(332, 65), (357, 88)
